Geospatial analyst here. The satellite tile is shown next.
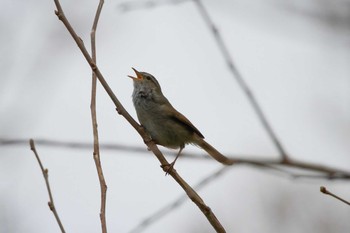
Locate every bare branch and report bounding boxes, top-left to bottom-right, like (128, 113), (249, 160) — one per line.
(90, 0), (108, 233)
(29, 139), (66, 233)
(130, 163), (350, 232)
(129, 166), (230, 233)
(53, 1), (226, 231)
(320, 186), (350, 206)
(1, 138), (147, 153)
(192, 0), (288, 161)
(4, 138), (350, 179)
(236, 157), (350, 179)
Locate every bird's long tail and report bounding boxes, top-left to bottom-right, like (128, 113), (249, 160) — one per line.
(194, 135), (234, 165)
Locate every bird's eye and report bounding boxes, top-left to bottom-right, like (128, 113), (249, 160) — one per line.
(145, 76), (151, 80)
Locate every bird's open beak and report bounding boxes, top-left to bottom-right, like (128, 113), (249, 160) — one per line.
(128, 67), (143, 80)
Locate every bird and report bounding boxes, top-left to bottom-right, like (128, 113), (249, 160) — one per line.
(128, 68), (233, 172)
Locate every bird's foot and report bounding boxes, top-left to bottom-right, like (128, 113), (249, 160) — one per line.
(161, 162), (175, 176)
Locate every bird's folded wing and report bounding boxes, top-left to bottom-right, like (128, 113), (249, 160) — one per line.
(162, 103), (204, 139)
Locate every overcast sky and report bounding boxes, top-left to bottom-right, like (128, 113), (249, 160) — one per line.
(1, 0), (350, 233)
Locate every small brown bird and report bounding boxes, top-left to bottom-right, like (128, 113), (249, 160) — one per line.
(129, 68), (233, 170)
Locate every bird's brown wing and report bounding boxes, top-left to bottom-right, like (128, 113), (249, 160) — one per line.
(162, 103), (204, 139)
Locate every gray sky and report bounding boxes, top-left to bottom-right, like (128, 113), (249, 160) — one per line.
(1, 0), (350, 232)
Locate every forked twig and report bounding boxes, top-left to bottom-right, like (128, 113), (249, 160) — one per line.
(90, 0), (108, 232)
(320, 186), (350, 206)
(29, 139), (66, 233)
(53, 1), (226, 232)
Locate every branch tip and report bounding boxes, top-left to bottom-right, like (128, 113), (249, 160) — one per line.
(29, 138), (65, 232)
(320, 186), (350, 206)
(29, 139), (34, 150)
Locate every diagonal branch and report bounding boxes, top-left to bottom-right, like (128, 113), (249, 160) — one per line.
(53, 1), (226, 232)
(128, 162), (324, 233)
(129, 166), (230, 233)
(90, 0), (108, 233)
(129, 161), (350, 232)
(193, 0), (288, 161)
(29, 139), (66, 233)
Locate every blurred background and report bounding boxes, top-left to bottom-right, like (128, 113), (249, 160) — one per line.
(1, 0), (350, 232)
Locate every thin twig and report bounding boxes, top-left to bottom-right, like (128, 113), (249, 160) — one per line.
(53, 1), (226, 232)
(320, 186), (350, 206)
(90, 0), (107, 233)
(29, 139), (66, 233)
(192, 0), (288, 161)
(4, 138), (350, 179)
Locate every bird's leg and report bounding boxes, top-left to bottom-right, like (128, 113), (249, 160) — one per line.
(172, 146), (184, 166)
(162, 145), (184, 175)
